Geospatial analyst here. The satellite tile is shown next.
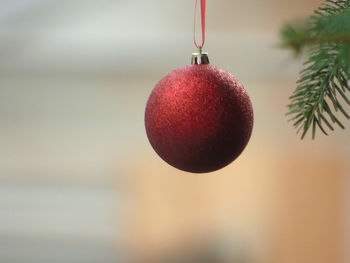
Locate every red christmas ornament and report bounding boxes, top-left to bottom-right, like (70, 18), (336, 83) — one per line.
(145, 52), (253, 173)
(144, 0), (253, 173)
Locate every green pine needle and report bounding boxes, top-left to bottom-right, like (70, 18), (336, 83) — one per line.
(281, 0), (350, 139)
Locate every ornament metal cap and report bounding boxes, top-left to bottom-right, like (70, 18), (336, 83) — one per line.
(191, 46), (210, 65)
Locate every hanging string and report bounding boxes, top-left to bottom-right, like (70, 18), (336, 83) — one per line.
(193, 0), (206, 49)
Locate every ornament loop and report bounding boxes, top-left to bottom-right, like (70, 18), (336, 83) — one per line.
(193, 0), (206, 48)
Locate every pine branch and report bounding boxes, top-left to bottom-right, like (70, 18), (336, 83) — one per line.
(280, 0), (350, 138)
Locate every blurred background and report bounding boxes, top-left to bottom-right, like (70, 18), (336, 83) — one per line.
(0, 0), (349, 262)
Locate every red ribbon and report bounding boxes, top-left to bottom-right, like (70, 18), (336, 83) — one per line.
(193, 0), (206, 48)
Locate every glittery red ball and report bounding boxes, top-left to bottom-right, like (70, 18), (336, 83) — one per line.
(145, 64), (253, 173)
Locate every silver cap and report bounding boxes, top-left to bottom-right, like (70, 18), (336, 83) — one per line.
(191, 46), (210, 65)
